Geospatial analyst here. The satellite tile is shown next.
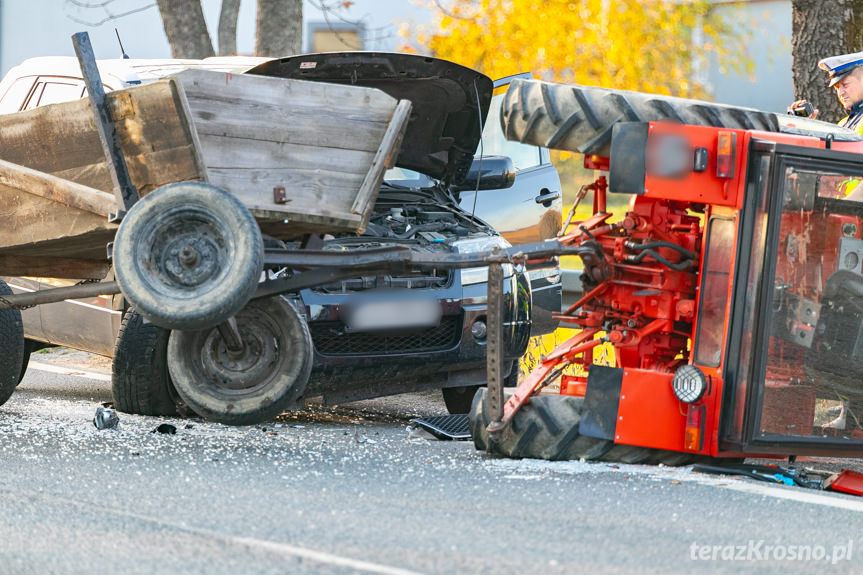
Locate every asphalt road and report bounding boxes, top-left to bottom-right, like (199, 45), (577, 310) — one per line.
(2, 351), (863, 574)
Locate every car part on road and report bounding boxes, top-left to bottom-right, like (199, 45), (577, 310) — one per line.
(167, 296), (313, 426)
(113, 182), (264, 331)
(152, 423), (177, 435)
(0, 278), (24, 407)
(410, 414), (471, 440)
(112, 310), (179, 416)
(93, 406), (119, 430)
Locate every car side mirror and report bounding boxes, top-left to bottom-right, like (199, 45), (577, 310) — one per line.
(452, 155), (515, 191)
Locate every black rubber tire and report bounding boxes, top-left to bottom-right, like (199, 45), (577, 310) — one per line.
(112, 310), (180, 416)
(113, 182), (263, 331)
(0, 279), (24, 406)
(470, 388), (707, 465)
(442, 364), (518, 415)
(500, 78), (780, 157)
(16, 339), (33, 385)
(167, 296), (313, 426)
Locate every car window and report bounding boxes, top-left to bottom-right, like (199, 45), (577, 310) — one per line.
(25, 79), (86, 109)
(478, 92), (541, 171)
(0, 77), (36, 114)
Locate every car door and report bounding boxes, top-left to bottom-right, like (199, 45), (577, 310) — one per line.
(459, 73), (563, 335)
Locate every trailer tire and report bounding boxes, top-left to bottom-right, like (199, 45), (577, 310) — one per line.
(500, 79), (779, 157)
(167, 296), (312, 426)
(112, 310), (180, 416)
(0, 279), (24, 406)
(114, 182), (263, 331)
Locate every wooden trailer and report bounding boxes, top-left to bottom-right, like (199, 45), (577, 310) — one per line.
(0, 43), (411, 424)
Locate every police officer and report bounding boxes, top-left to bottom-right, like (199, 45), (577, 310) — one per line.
(789, 51), (863, 134)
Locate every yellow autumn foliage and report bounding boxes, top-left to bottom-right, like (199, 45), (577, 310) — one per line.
(412, 0), (749, 99)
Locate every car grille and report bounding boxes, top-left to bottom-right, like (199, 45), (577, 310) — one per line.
(314, 271), (450, 293)
(310, 315), (461, 356)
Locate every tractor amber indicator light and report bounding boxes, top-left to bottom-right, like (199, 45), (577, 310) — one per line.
(716, 131), (736, 179)
(684, 404), (705, 451)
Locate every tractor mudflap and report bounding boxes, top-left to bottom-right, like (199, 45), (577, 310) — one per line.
(469, 388), (709, 466)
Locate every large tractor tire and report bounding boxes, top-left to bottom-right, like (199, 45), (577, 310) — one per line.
(112, 310), (180, 417)
(0, 278), (24, 407)
(470, 388), (703, 466)
(500, 78), (781, 157)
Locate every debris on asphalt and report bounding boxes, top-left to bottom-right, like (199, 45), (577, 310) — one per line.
(92, 406), (119, 430)
(406, 425), (438, 442)
(152, 423), (177, 435)
(354, 430), (378, 444)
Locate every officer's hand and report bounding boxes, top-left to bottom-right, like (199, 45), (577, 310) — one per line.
(787, 99), (819, 119)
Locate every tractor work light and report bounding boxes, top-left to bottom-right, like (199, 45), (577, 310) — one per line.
(671, 364), (708, 403)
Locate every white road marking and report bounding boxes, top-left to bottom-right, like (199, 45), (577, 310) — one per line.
(2, 487), (427, 575)
(701, 477), (863, 512)
(487, 457), (863, 511)
(28, 360), (111, 382)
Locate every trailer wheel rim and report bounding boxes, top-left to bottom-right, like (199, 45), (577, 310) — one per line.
(198, 309), (281, 393)
(142, 207), (229, 294)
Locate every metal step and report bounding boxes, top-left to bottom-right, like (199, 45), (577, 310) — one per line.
(410, 414), (471, 440)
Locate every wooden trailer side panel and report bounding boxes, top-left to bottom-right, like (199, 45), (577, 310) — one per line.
(173, 69), (405, 237)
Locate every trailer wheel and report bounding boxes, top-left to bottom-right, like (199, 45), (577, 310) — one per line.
(0, 279), (24, 406)
(500, 79), (779, 157)
(113, 182), (263, 331)
(167, 296), (312, 426)
(112, 310), (179, 416)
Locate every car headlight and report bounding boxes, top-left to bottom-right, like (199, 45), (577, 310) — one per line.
(453, 235), (514, 286)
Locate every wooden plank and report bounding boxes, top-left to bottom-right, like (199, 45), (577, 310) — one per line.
(0, 255), (110, 279)
(0, 188), (115, 250)
(0, 228), (115, 262)
(188, 97), (391, 153)
(206, 167), (365, 211)
(176, 68), (398, 119)
(351, 99), (412, 224)
(197, 135), (378, 174)
(0, 158), (115, 217)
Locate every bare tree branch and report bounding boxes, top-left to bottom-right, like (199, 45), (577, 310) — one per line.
(65, 0), (156, 27)
(218, 0), (242, 55)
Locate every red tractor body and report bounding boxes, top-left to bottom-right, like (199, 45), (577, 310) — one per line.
(477, 114), (863, 463)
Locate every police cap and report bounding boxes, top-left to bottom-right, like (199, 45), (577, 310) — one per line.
(819, 52), (863, 87)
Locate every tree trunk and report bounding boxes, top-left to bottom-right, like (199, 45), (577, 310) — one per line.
(792, 0), (863, 123)
(256, 0), (303, 57)
(218, 0), (242, 56)
(156, 0), (215, 59)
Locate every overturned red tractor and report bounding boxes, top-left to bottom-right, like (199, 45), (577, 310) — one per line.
(471, 80), (863, 464)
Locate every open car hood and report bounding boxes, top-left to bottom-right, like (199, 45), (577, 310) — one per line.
(246, 52), (493, 185)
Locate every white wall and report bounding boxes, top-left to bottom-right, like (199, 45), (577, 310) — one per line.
(0, 0), (431, 76)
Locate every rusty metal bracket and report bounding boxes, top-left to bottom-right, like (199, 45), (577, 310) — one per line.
(72, 32), (138, 222)
(485, 262), (505, 440)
